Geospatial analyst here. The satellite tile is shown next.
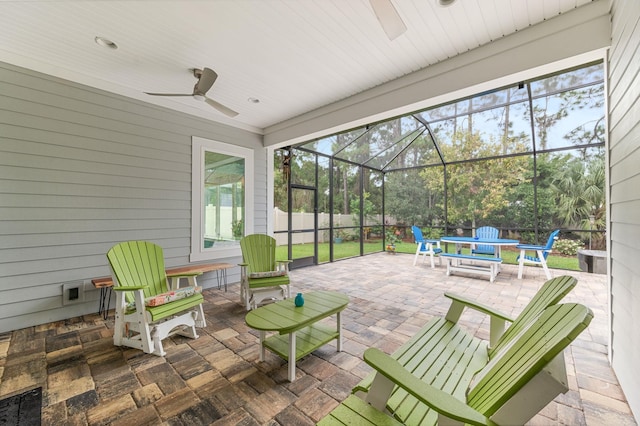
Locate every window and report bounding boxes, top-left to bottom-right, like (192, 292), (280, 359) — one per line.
(191, 136), (253, 261)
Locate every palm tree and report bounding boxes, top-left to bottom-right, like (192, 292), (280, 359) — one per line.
(551, 153), (605, 248)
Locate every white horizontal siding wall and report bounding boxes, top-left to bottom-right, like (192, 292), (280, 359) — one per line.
(609, 0), (640, 419)
(0, 62), (265, 333)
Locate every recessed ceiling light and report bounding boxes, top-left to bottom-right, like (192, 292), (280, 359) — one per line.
(248, 97), (260, 104)
(438, 0), (456, 6)
(94, 36), (118, 50)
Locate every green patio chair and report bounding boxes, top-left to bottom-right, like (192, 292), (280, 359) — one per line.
(107, 241), (206, 356)
(239, 234), (292, 310)
(319, 302), (593, 426)
(445, 274), (578, 354)
(352, 275), (578, 401)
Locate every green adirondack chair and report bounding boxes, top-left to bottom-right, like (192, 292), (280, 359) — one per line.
(107, 241), (206, 356)
(239, 234), (292, 310)
(353, 275), (578, 401)
(319, 302), (593, 426)
(445, 274), (578, 354)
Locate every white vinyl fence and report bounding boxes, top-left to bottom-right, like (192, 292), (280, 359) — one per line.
(273, 207), (390, 245)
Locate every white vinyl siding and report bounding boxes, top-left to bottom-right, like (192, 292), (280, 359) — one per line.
(0, 61), (265, 333)
(609, 0), (640, 418)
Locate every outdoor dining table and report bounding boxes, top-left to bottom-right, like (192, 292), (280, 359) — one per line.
(440, 236), (520, 259)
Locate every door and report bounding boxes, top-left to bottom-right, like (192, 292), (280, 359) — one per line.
(289, 185), (317, 269)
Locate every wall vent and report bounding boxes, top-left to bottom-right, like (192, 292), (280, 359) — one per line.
(62, 281), (85, 306)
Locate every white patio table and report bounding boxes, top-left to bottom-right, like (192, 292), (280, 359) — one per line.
(440, 236), (520, 259)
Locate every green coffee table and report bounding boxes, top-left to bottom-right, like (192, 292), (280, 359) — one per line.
(245, 291), (349, 382)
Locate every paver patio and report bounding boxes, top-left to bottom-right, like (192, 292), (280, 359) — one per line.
(0, 252), (635, 425)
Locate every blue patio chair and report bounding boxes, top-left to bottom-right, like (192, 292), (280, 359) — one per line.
(471, 226), (499, 256)
(412, 226), (442, 268)
(517, 229), (561, 280)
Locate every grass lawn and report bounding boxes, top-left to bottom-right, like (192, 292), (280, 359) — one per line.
(277, 241), (580, 271)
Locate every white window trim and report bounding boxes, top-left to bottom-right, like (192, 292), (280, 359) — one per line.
(191, 136), (254, 262)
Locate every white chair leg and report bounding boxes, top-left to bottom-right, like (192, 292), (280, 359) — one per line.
(152, 329), (166, 357)
(518, 250), (526, 279)
(538, 250), (552, 280)
(241, 280), (252, 310)
(113, 294), (126, 346)
(196, 304), (206, 328)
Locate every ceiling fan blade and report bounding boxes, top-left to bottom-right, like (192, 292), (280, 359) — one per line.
(369, 0), (407, 40)
(144, 92), (193, 97)
(205, 97), (239, 117)
(195, 67), (218, 95)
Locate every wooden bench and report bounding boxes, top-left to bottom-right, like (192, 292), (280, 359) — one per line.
(441, 253), (502, 282)
(92, 262), (234, 319)
(346, 275), (578, 424)
(320, 302), (592, 426)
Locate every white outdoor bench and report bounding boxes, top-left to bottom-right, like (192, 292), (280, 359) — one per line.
(441, 253), (502, 282)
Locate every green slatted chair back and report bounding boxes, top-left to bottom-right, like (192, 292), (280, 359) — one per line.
(468, 303), (593, 417)
(240, 234), (278, 274)
(488, 275), (577, 358)
(107, 241), (169, 304)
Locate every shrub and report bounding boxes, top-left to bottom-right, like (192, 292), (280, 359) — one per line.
(554, 238), (583, 256)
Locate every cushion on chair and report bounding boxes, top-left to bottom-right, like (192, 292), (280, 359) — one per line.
(249, 270), (287, 278)
(146, 286), (203, 306)
(126, 286), (203, 311)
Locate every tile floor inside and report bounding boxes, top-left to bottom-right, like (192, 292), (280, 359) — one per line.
(0, 253), (636, 425)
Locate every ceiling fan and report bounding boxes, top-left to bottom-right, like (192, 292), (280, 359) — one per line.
(369, 0), (407, 41)
(145, 67), (239, 117)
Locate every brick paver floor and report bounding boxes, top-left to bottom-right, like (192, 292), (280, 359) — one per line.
(0, 253), (636, 425)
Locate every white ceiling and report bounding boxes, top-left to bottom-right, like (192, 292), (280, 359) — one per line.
(0, 0), (595, 134)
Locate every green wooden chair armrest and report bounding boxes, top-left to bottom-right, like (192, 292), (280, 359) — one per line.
(364, 348), (496, 426)
(238, 262), (249, 267)
(444, 292), (515, 323)
(113, 285), (148, 291)
(444, 292), (515, 348)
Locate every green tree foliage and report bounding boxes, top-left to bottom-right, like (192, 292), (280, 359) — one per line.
(550, 152), (605, 247)
(419, 131), (529, 227)
(275, 64), (606, 251)
(385, 168), (441, 227)
(350, 192), (377, 227)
